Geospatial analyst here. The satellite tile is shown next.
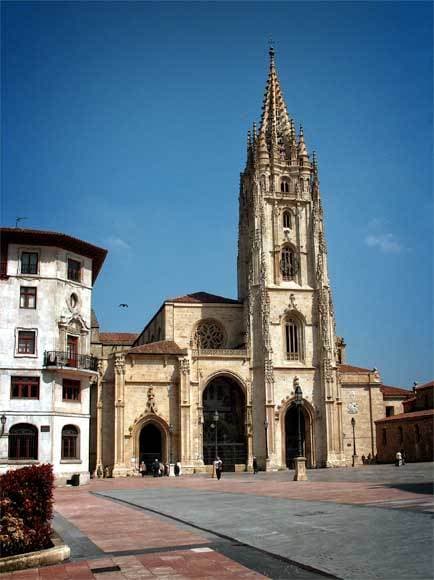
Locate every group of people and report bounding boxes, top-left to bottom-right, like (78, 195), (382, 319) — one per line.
(139, 459), (182, 477)
(395, 449), (407, 467)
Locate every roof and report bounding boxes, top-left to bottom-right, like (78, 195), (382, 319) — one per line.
(166, 291), (240, 305)
(415, 380), (434, 391)
(99, 332), (138, 345)
(338, 364), (372, 373)
(0, 227), (107, 283)
(380, 385), (413, 398)
(127, 340), (187, 356)
(375, 408), (434, 423)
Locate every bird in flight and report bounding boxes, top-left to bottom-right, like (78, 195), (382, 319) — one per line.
(118, 304), (129, 308)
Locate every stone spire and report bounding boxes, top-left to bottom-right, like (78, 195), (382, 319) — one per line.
(258, 46), (292, 156)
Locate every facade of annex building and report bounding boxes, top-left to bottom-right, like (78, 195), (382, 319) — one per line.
(0, 228), (106, 484)
(89, 49), (412, 477)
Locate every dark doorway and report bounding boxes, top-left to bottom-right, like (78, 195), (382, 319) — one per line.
(139, 423), (162, 473)
(202, 376), (247, 469)
(285, 405), (305, 468)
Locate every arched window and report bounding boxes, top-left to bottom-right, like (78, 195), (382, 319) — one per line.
(62, 425), (79, 460)
(382, 428), (387, 446)
(280, 246), (298, 281)
(193, 319), (225, 349)
(8, 423), (38, 460)
(282, 211), (292, 229)
(280, 179), (289, 193)
(285, 318), (301, 361)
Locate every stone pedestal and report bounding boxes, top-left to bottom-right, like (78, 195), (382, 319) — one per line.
(293, 456), (308, 481)
(169, 463), (175, 477)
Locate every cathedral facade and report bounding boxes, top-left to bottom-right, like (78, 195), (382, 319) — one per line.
(90, 49), (408, 476)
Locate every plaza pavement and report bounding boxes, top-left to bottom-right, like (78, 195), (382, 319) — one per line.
(3, 463), (433, 579)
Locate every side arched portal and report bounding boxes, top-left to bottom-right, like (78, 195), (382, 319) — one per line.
(202, 375), (247, 469)
(284, 404), (313, 468)
(139, 423), (164, 472)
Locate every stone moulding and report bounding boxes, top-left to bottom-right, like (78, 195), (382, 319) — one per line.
(0, 531), (70, 573)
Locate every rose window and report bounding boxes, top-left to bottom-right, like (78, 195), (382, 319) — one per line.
(194, 320), (225, 349)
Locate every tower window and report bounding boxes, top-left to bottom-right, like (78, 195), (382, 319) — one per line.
(67, 259), (81, 282)
(283, 211), (292, 229)
(280, 179), (289, 193)
(285, 318), (300, 361)
(385, 406), (394, 417)
(280, 246), (298, 280)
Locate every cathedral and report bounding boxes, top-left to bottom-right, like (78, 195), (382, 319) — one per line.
(90, 48), (408, 476)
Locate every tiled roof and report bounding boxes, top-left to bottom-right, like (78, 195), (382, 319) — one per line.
(127, 340), (187, 356)
(99, 332), (138, 345)
(166, 291), (240, 305)
(0, 227), (107, 282)
(415, 380), (434, 391)
(338, 364), (372, 373)
(375, 408), (434, 423)
(380, 385), (413, 398)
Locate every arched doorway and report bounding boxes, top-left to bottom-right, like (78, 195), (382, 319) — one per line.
(284, 405), (312, 468)
(139, 423), (163, 473)
(202, 375), (247, 469)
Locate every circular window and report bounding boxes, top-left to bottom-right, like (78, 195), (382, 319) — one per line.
(70, 293), (78, 309)
(194, 319), (225, 349)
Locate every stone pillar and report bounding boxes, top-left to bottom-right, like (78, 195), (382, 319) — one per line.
(113, 354), (128, 477)
(179, 358), (192, 469)
(95, 361), (104, 476)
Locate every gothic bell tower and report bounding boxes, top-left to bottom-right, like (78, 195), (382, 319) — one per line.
(238, 47), (345, 468)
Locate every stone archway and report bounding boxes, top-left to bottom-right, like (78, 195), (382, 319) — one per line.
(202, 375), (247, 469)
(139, 423), (164, 473)
(284, 404), (313, 468)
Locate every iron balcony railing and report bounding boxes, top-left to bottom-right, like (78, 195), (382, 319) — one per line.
(44, 351), (98, 372)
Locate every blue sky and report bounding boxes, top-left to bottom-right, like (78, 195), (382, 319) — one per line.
(2, 1), (432, 387)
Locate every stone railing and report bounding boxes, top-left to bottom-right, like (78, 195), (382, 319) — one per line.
(191, 349), (248, 358)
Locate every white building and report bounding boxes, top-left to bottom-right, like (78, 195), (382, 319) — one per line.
(0, 228), (106, 484)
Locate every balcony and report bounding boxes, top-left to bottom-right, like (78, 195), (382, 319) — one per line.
(44, 351), (98, 372)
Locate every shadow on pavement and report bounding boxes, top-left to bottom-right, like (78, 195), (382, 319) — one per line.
(383, 482), (434, 495)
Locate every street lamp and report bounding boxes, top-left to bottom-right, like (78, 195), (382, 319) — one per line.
(294, 384), (303, 457)
(264, 418), (269, 460)
(293, 383), (307, 481)
(351, 417), (357, 467)
(0, 414), (6, 437)
(213, 410), (219, 459)
(168, 424), (174, 465)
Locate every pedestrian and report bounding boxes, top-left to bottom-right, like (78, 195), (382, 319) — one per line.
(395, 450), (402, 467)
(253, 456), (258, 474)
(174, 462), (180, 476)
(164, 463), (169, 476)
(153, 458), (159, 477)
(159, 461), (164, 477)
(176, 461), (182, 476)
(214, 456), (223, 480)
(140, 461), (146, 477)
(361, 455), (366, 465)
(367, 453), (372, 465)
(401, 449), (406, 465)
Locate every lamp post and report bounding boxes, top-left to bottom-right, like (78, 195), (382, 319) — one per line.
(168, 424), (175, 476)
(264, 418), (269, 461)
(351, 417), (357, 467)
(213, 410), (219, 459)
(0, 415), (6, 437)
(293, 383), (307, 481)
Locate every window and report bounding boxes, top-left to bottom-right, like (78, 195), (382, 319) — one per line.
(193, 319), (225, 349)
(11, 376), (39, 399)
(62, 425), (79, 459)
(283, 211), (292, 229)
(280, 179), (289, 193)
(8, 423), (38, 460)
(67, 259), (81, 282)
(63, 379), (80, 401)
(280, 246), (298, 280)
(20, 252), (38, 275)
(285, 318), (300, 361)
(398, 426), (404, 444)
(385, 406), (394, 417)
(17, 330), (36, 354)
(20, 286), (37, 309)
(382, 428), (387, 445)
(415, 424), (421, 443)
(66, 335), (79, 366)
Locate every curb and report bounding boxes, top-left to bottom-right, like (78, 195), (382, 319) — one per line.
(0, 531), (70, 573)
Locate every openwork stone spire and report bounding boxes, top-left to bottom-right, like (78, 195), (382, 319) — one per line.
(258, 46), (292, 155)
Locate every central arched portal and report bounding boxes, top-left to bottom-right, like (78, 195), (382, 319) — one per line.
(284, 404), (312, 468)
(202, 375), (247, 469)
(139, 423), (163, 472)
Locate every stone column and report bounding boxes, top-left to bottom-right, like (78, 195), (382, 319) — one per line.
(113, 354), (127, 477)
(95, 360), (104, 476)
(179, 358), (192, 468)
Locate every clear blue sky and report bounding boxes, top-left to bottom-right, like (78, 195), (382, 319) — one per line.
(2, 1), (432, 387)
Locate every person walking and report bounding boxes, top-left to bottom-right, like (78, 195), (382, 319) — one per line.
(253, 456), (258, 475)
(153, 458), (159, 477)
(140, 461), (146, 477)
(395, 450), (402, 467)
(214, 456), (223, 480)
